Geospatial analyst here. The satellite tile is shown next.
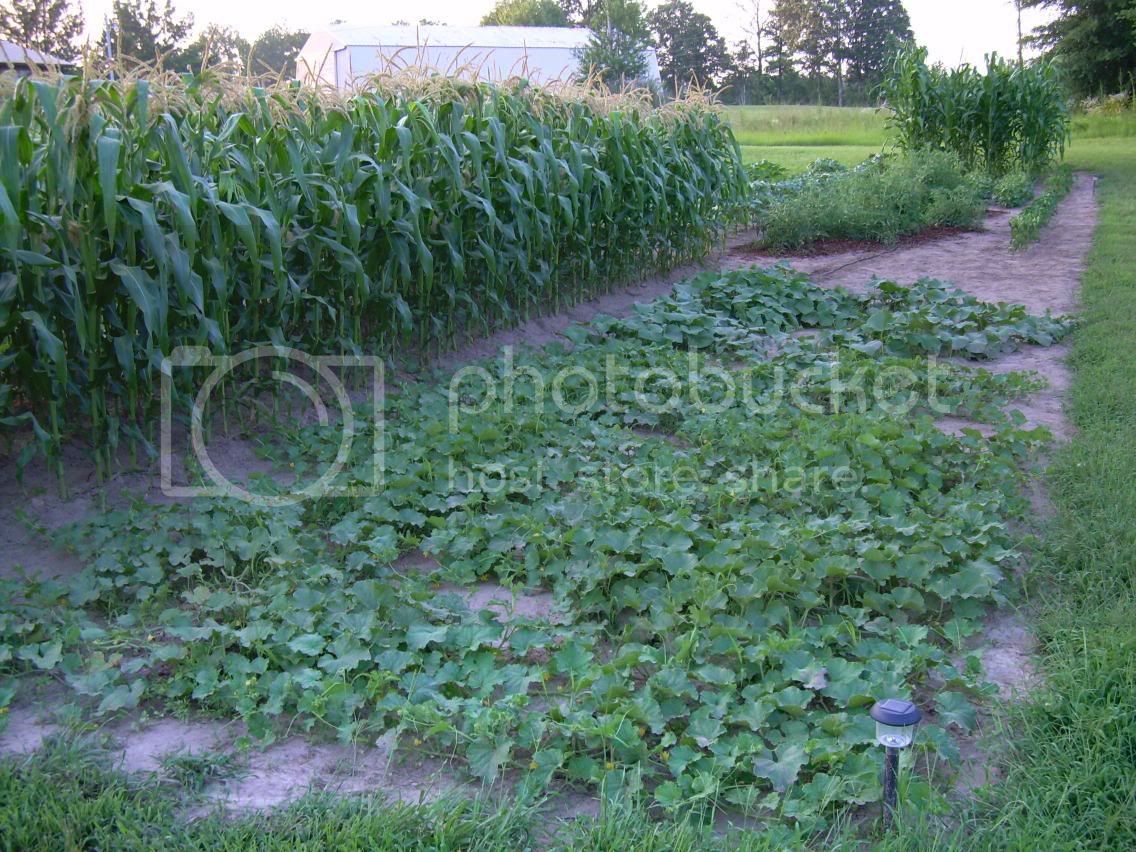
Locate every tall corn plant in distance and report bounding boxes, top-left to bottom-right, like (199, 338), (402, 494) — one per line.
(0, 75), (749, 481)
(881, 46), (1070, 175)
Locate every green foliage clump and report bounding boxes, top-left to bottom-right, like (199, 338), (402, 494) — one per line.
(1010, 165), (1075, 249)
(0, 266), (1074, 828)
(882, 46), (1070, 175)
(481, 0), (569, 26)
(993, 171), (1036, 208)
(0, 75), (748, 478)
(755, 152), (986, 250)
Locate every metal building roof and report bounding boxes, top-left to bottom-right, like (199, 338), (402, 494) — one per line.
(0, 39), (70, 66)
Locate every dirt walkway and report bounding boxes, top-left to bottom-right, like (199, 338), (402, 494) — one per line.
(0, 178), (1100, 812)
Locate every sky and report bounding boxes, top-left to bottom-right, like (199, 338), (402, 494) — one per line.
(78, 0), (1053, 68)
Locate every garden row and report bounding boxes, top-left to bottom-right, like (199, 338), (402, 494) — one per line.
(1, 266), (1073, 827)
(0, 77), (749, 477)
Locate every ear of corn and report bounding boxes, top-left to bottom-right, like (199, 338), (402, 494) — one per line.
(0, 77), (748, 475)
(881, 47), (1070, 176)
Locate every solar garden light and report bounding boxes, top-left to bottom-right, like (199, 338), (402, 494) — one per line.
(870, 698), (922, 828)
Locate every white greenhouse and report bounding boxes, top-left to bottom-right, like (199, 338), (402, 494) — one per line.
(296, 25), (661, 89)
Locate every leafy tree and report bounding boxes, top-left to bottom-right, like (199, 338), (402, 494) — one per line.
(0, 0), (82, 59)
(558, 0), (605, 25)
(173, 24), (248, 73)
(1023, 0), (1136, 96)
(767, 0), (829, 97)
(102, 0), (193, 65)
(482, 0), (569, 26)
(576, 0), (649, 88)
(648, 0), (732, 92)
(249, 25), (309, 78)
(846, 0), (914, 86)
(767, 0), (912, 105)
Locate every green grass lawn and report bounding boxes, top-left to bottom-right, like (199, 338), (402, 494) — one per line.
(738, 144), (884, 170)
(726, 105), (889, 172)
(725, 105), (890, 147)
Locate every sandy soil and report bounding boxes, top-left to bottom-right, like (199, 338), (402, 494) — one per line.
(0, 177), (1099, 813)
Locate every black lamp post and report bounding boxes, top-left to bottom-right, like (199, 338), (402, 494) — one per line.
(870, 698), (922, 829)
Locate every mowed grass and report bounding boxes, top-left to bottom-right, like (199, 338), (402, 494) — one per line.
(985, 136), (1136, 849)
(738, 144), (884, 169)
(726, 105), (890, 147)
(726, 105), (890, 172)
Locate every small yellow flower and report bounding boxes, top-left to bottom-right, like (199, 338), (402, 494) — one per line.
(529, 760), (538, 770)
(413, 737), (423, 746)
(660, 750), (670, 761)
(604, 761), (615, 770)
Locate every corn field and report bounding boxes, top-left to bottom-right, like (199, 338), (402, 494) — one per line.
(881, 47), (1070, 175)
(0, 76), (748, 476)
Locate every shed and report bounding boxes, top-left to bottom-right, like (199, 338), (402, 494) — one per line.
(296, 25), (660, 89)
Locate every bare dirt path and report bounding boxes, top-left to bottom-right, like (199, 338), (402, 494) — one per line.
(0, 178), (1099, 813)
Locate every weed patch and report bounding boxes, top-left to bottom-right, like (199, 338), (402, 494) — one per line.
(752, 153), (986, 250)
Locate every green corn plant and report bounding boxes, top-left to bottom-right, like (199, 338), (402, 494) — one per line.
(881, 46), (1070, 176)
(0, 75), (749, 479)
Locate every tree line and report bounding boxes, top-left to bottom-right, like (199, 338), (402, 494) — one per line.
(482, 0), (914, 105)
(0, 0), (308, 78)
(2, 0), (1133, 103)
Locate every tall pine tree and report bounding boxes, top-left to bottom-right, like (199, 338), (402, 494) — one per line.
(846, 0), (914, 86)
(576, 0), (650, 88)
